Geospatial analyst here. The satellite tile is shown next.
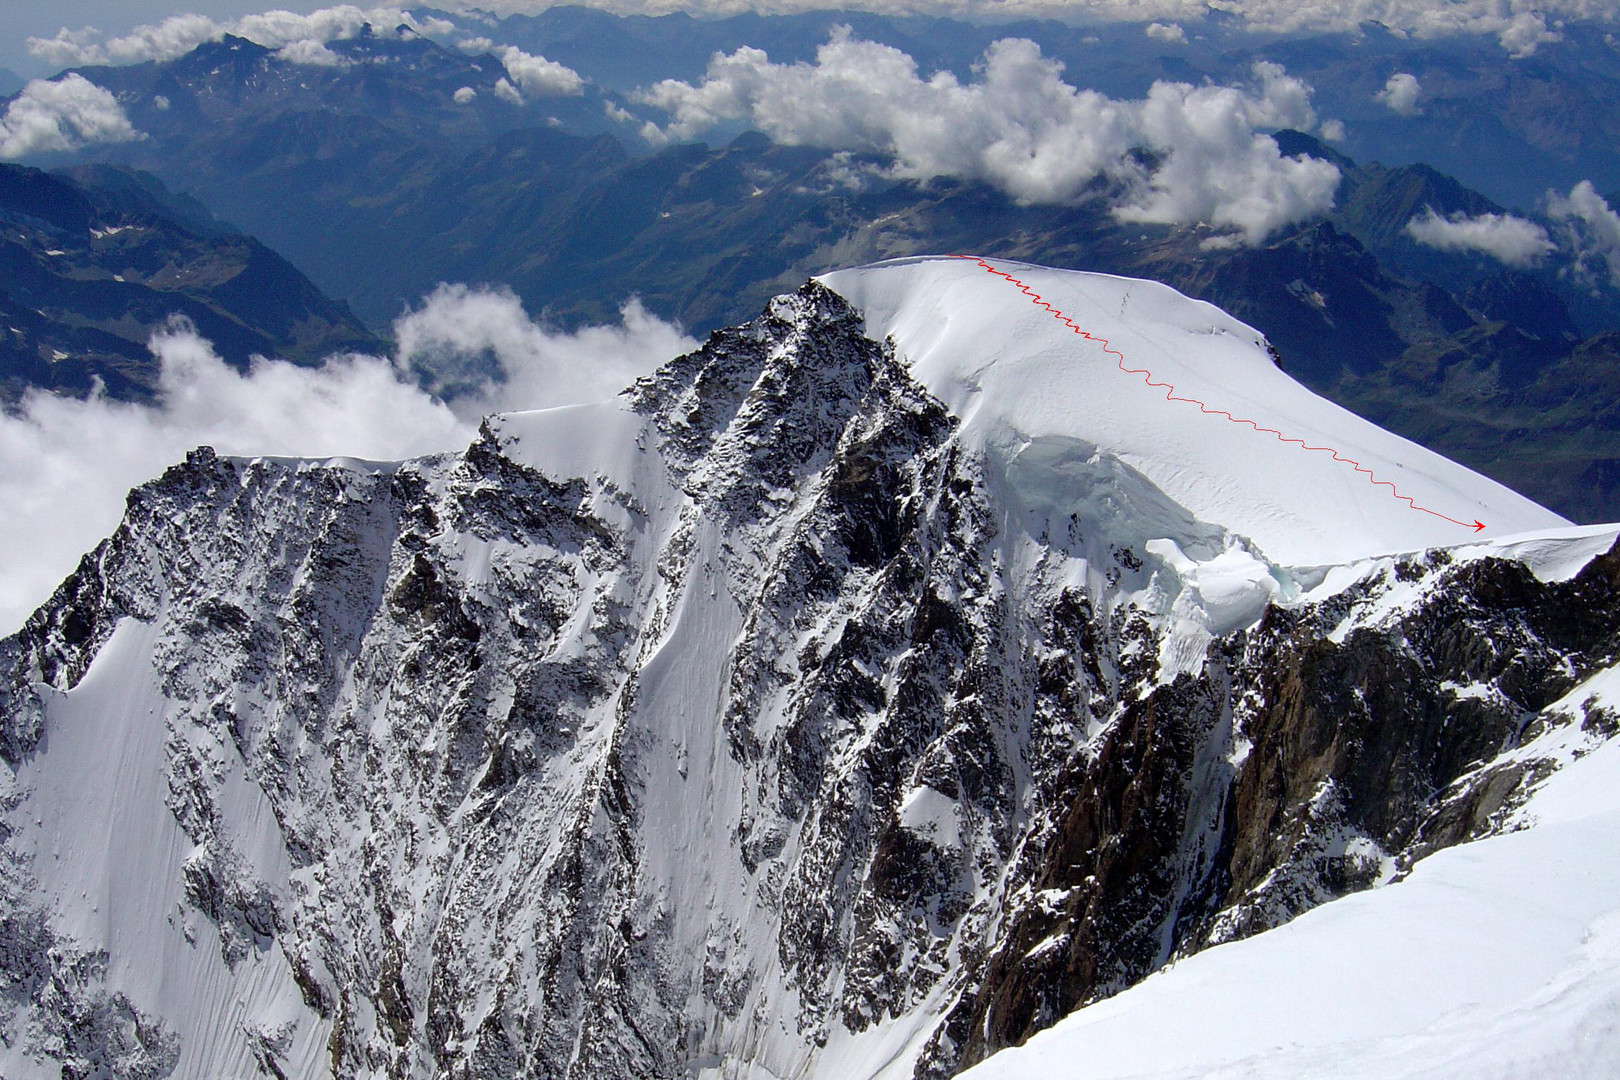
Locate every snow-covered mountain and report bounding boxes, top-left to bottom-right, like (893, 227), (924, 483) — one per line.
(1, 256), (1616, 1079)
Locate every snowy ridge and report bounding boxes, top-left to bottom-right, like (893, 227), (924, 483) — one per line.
(821, 257), (1567, 565)
(0, 269), (1616, 1080)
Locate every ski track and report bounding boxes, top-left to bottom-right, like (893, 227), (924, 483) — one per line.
(954, 255), (1486, 534)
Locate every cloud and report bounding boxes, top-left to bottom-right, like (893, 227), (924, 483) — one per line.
(26, 1), (1613, 72)
(1116, 64), (1340, 243)
(395, 284), (696, 419)
(1404, 207), (1555, 266)
(25, 7), (583, 98)
(28, 16), (218, 69)
(1375, 72), (1422, 115)
(1547, 180), (1620, 288)
(454, 86), (478, 104)
(27, 6), (461, 68)
(1494, 10), (1563, 57)
(1220, 0), (1578, 57)
(409, 1), (1613, 55)
(0, 290), (694, 636)
(493, 45), (587, 98)
(0, 74), (142, 159)
(1145, 22), (1187, 44)
(635, 33), (1338, 243)
(0, 326), (466, 637)
(275, 39), (350, 68)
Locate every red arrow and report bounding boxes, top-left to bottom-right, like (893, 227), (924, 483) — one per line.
(953, 255), (1489, 535)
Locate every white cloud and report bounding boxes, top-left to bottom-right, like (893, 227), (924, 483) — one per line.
(410, 1), (1613, 55)
(24, 27), (105, 71)
(1116, 67), (1339, 243)
(0, 326), (466, 636)
(28, 16), (217, 69)
(28, 1), (1614, 71)
(636, 34), (1338, 243)
(493, 77), (524, 105)
(1145, 22), (1187, 44)
(1375, 72), (1422, 116)
(28, 6), (459, 68)
(454, 86), (478, 104)
(275, 39), (350, 68)
(1547, 180), (1620, 288)
(1319, 117), (1346, 141)
(493, 45), (587, 98)
(0, 290), (693, 636)
(1495, 10), (1563, 57)
(1220, 1), (1578, 57)
(1404, 207), (1555, 266)
(0, 74), (142, 160)
(394, 284), (696, 420)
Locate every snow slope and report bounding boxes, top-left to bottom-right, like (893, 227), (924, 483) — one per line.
(0, 618), (328, 1080)
(961, 662), (1620, 1080)
(821, 257), (1568, 566)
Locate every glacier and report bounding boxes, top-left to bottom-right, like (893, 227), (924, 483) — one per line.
(823, 257), (1565, 565)
(0, 257), (1616, 1079)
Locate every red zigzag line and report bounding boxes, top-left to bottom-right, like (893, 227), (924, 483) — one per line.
(951, 255), (1484, 533)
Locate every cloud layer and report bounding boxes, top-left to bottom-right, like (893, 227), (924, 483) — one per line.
(450, 0), (1615, 56)
(635, 33), (1339, 243)
(0, 74), (141, 159)
(26, 0), (1616, 76)
(0, 289), (694, 635)
(1404, 207), (1555, 266)
(27, 6), (586, 96)
(27, 6), (458, 69)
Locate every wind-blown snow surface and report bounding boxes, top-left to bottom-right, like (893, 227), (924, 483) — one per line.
(1, 267), (1616, 1080)
(962, 664), (1620, 1080)
(821, 257), (1567, 565)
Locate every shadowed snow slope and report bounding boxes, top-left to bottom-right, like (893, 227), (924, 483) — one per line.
(821, 256), (1567, 566)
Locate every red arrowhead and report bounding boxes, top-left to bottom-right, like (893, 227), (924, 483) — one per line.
(1473, 520), (1487, 533)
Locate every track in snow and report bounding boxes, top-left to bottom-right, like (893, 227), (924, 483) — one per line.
(954, 255), (1487, 533)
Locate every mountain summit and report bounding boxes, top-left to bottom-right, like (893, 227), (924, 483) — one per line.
(1, 264), (1615, 1079)
(824, 257), (1565, 564)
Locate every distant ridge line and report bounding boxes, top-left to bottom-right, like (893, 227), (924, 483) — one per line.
(953, 254), (1487, 534)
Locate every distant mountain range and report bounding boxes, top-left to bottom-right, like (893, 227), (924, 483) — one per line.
(7, 14), (1620, 521)
(485, 5), (1620, 210)
(0, 162), (379, 401)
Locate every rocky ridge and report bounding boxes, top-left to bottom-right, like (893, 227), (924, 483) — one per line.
(1, 282), (1617, 1079)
